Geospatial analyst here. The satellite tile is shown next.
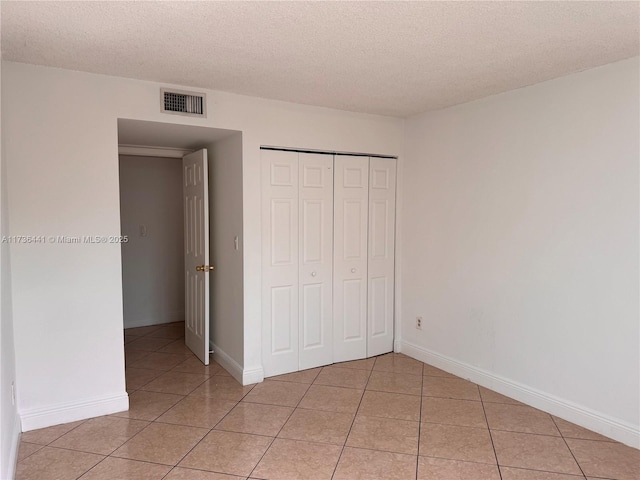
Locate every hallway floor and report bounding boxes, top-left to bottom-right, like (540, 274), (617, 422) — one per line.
(15, 322), (639, 479)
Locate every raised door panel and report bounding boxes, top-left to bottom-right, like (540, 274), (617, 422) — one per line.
(261, 150), (299, 376)
(183, 149), (209, 365)
(367, 157), (396, 357)
(299, 153), (333, 370)
(333, 155), (369, 363)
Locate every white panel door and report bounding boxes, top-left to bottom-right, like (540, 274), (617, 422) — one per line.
(333, 155), (369, 363)
(183, 149), (210, 365)
(298, 153), (334, 370)
(367, 157), (397, 356)
(261, 150), (299, 376)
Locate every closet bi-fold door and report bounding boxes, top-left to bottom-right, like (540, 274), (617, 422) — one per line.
(261, 150), (299, 376)
(333, 156), (369, 363)
(367, 157), (397, 357)
(298, 153), (334, 370)
(262, 150), (334, 376)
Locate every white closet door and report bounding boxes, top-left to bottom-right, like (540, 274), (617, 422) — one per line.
(367, 157), (397, 356)
(261, 150), (299, 376)
(333, 156), (369, 362)
(298, 153), (334, 370)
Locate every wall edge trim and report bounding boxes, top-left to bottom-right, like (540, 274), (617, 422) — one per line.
(2, 413), (21, 480)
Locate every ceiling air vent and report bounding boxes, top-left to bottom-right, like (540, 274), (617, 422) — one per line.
(161, 88), (206, 117)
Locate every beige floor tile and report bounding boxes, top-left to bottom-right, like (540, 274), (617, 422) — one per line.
(552, 416), (616, 442)
(159, 339), (195, 355)
(422, 376), (480, 401)
(374, 355), (424, 375)
(492, 431), (582, 475)
(125, 325), (162, 336)
(484, 403), (560, 436)
(79, 457), (171, 479)
(314, 366), (370, 389)
(278, 408), (354, 445)
(179, 430), (272, 477)
(51, 416), (149, 454)
(216, 402), (293, 436)
(165, 467), (246, 479)
(157, 395), (237, 428)
(128, 352), (192, 371)
(268, 367), (322, 384)
(421, 397), (487, 428)
(479, 386), (524, 405)
(298, 385), (364, 414)
(20, 420), (86, 445)
(417, 456), (501, 480)
(124, 334), (142, 344)
(125, 367), (164, 392)
(112, 422), (208, 465)
(190, 376), (255, 402)
(566, 438), (640, 480)
(419, 423), (496, 464)
(252, 438), (341, 480)
(241, 379), (309, 407)
(15, 447), (104, 480)
(113, 390), (184, 421)
(347, 415), (419, 454)
(423, 363), (457, 379)
(333, 447), (417, 480)
(367, 371), (422, 396)
(333, 357), (376, 371)
(16, 442), (42, 462)
(148, 325), (185, 339)
(357, 390), (421, 421)
(500, 466), (585, 479)
(125, 336), (175, 352)
(140, 371), (209, 395)
(172, 357), (224, 376)
(125, 350), (152, 366)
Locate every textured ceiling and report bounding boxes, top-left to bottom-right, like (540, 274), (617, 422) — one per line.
(1, 1), (639, 117)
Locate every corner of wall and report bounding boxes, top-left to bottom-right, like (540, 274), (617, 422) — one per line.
(0, 52), (23, 480)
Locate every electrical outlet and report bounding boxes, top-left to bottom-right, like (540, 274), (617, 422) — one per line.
(11, 382), (15, 406)
(416, 316), (423, 329)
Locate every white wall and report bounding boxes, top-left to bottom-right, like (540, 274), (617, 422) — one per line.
(207, 133), (244, 373)
(401, 57), (639, 447)
(0, 53), (20, 480)
(2, 61), (404, 428)
(119, 155), (184, 328)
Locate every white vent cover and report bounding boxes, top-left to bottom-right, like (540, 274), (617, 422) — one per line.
(161, 88), (206, 117)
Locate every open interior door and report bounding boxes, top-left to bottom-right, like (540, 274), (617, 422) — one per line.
(183, 149), (211, 365)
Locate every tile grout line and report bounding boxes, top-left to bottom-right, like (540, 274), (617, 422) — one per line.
(415, 362), (425, 480)
(156, 374), (260, 476)
(328, 360), (377, 479)
(246, 373), (316, 478)
(116, 330), (221, 477)
(549, 414), (589, 479)
(479, 386), (503, 480)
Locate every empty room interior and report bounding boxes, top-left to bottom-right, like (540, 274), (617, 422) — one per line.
(0, 2), (638, 480)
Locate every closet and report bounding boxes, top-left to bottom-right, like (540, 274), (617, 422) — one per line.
(261, 148), (396, 377)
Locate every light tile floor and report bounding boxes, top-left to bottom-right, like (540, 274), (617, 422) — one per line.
(15, 322), (639, 480)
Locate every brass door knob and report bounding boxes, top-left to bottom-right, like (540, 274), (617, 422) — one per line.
(196, 265), (215, 272)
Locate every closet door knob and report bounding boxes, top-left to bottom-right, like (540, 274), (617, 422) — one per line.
(311, 271), (317, 277)
(351, 268), (356, 273)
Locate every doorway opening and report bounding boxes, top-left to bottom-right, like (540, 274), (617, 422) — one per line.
(117, 119), (244, 376)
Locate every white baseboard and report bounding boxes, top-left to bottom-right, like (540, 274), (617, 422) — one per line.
(1, 413), (21, 480)
(20, 393), (129, 432)
(400, 340), (640, 448)
(123, 312), (183, 329)
(211, 342), (263, 386)
(242, 366), (265, 385)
